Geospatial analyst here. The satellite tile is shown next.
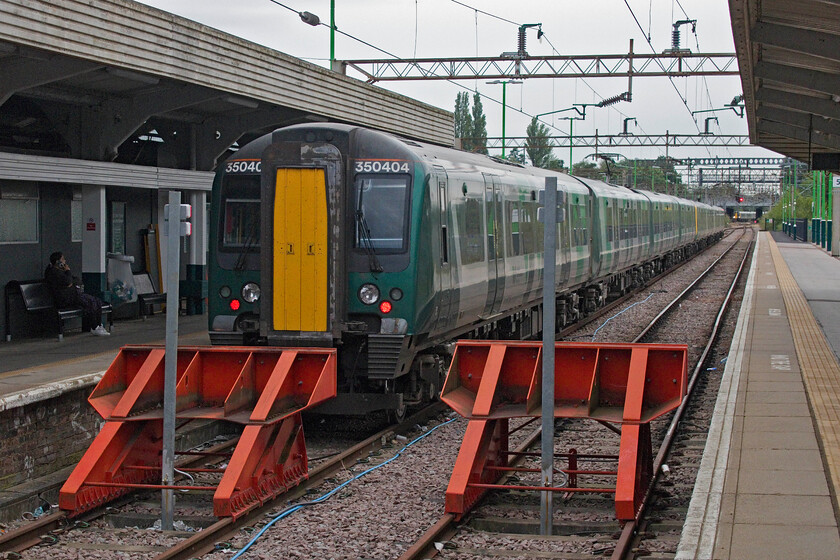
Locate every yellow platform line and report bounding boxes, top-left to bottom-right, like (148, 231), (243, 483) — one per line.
(768, 233), (840, 504)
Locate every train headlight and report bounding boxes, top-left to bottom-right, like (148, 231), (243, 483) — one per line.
(219, 285), (232, 298)
(241, 282), (261, 303)
(358, 283), (380, 305)
(389, 288), (403, 301)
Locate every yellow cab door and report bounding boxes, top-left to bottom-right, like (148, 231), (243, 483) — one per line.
(273, 168), (328, 332)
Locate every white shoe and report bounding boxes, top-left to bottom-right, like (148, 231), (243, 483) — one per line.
(91, 325), (110, 336)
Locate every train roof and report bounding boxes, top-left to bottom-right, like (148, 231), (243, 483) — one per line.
(239, 124), (725, 214)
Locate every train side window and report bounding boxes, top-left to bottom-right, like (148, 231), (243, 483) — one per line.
(506, 201), (521, 256)
(521, 202), (535, 254)
(458, 197), (484, 264)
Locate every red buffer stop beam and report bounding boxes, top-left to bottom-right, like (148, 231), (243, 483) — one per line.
(60, 346), (336, 518)
(440, 341), (687, 521)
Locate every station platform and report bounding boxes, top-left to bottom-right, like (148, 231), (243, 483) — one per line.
(0, 312), (209, 398)
(0, 312), (211, 521)
(677, 231), (840, 559)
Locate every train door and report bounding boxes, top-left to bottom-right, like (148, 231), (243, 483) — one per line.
(433, 167), (453, 330)
(588, 192), (601, 278)
(483, 174), (505, 316)
(272, 168), (328, 332)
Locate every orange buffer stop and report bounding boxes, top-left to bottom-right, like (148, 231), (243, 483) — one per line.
(441, 341), (687, 521)
(59, 346), (336, 518)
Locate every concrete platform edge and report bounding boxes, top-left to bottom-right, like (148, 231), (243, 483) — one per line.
(0, 371), (104, 413)
(675, 234), (760, 559)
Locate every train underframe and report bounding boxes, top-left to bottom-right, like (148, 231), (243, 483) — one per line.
(317, 232), (723, 419)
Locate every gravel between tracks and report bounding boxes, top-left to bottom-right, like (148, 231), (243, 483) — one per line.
(7, 229), (751, 559)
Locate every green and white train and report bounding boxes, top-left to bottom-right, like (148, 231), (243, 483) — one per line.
(209, 123), (727, 416)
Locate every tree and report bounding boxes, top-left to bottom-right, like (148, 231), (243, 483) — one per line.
(525, 117), (551, 166)
(524, 117), (563, 169)
(470, 92), (488, 154)
(572, 160), (598, 179)
(508, 147), (526, 164)
(454, 92), (472, 147)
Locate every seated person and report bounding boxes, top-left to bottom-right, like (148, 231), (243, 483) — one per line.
(44, 251), (110, 336)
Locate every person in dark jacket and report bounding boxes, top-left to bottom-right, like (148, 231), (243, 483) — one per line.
(44, 251), (110, 336)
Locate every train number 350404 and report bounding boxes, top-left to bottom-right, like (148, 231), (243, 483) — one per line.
(225, 160), (261, 173)
(354, 160), (410, 173)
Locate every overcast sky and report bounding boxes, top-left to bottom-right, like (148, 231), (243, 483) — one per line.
(137, 0), (775, 164)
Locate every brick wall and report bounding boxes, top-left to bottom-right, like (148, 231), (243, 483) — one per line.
(0, 386), (100, 491)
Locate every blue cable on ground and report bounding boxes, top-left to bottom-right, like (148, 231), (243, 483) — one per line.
(591, 292), (657, 341)
(230, 416), (459, 559)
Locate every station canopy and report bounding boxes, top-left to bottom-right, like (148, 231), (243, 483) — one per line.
(731, 0), (840, 166)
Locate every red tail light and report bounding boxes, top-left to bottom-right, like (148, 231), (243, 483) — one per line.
(230, 299), (241, 311)
(379, 301), (392, 314)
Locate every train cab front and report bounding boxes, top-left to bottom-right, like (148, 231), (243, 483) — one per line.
(259, 124), (422, 415)
(209, 135), (271, 345)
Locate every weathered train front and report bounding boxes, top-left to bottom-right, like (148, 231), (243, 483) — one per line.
(256, 124), (429, 414)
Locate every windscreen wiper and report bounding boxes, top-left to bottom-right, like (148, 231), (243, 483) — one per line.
(234, 219), (259, 271)
(356, 210), (383, 273)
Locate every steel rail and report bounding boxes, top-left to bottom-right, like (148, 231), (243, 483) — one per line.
(0, 436), (240, 554)
(611, 228), (754, 559)
(398, 228), (747, 560)
(559, 229), (734, 340)
(634, 227), (747, 342)
(397, 425), (543, 560)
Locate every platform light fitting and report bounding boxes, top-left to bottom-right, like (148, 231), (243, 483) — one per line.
(223, 96), (259, 109)
(106, 67), (160, 85)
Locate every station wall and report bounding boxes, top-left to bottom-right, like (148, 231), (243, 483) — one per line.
(0, 180), (197, 338)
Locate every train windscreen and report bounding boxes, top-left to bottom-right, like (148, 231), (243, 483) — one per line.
(220, 175), (260, 252)
(354, 175), (410, 253)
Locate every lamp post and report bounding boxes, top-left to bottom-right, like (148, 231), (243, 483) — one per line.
(651, 165), (662, 193)
(534, 105), (592, 173)
(330, 0), (335, 67)
(487, 80), (522, 158)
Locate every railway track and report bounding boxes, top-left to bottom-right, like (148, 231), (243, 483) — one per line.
(400, 227), (754, 560)
(0, 405), (447, 559)
(0, 229), (746, 560)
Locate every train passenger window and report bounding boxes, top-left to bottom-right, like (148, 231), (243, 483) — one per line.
(355, 175), (410, 252)
(458, 197), (484, 264)
(520, 203), (535, 254)
(507, 202), (521, 256)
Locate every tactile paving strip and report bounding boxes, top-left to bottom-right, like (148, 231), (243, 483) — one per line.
(768, 235), (840, 503)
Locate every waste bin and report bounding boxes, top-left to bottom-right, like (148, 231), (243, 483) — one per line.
(106, 253), (137, 305)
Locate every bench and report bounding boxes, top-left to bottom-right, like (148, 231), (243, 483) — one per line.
(4, 280), (113, 342)
(134, 272), (166, 318)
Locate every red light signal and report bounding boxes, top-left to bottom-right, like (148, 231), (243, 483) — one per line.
(738, 197), (744, 203)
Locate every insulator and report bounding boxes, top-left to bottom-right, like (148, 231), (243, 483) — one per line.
(299, 11), (320, 26)
(597, 92), (628, 108)
(672, 28), (681, 50)
(518, 27), (527, 56)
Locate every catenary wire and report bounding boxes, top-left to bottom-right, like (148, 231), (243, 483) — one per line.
(264, 0), (569, 136)
(623, 0), (708, 144)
